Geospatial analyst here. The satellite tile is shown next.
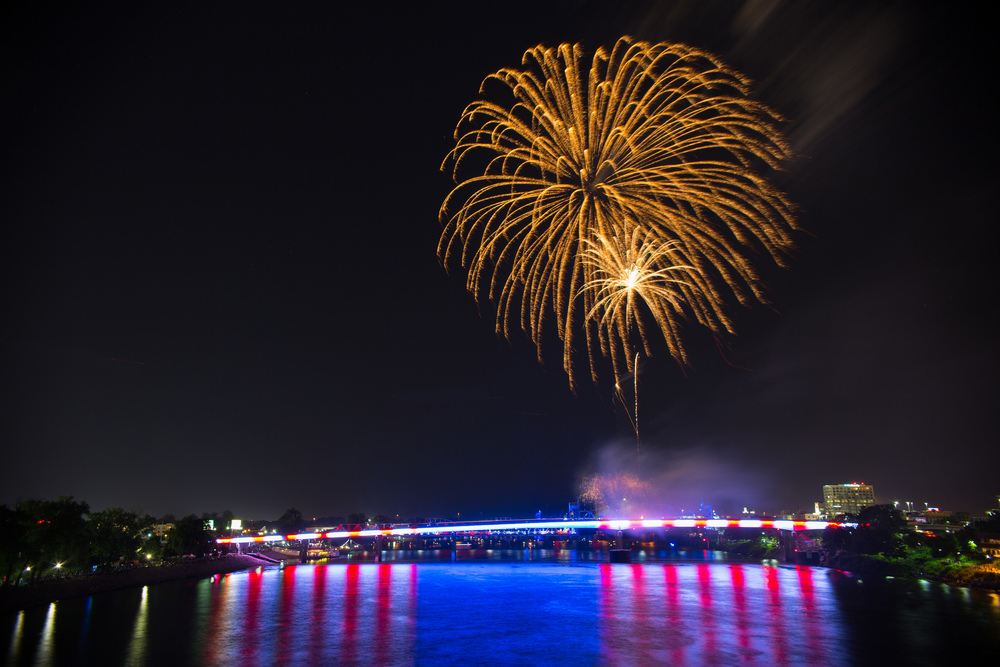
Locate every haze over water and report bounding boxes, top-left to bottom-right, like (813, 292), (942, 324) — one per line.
(5, 553), (1000, 665)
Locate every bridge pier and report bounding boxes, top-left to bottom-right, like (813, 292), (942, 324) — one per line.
(782, 531), (794, 562)
(610, 530), (632, 563)
(375, 534), (383, 562)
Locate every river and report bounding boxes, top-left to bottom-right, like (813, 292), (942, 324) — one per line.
(4, 550), (1000, 665)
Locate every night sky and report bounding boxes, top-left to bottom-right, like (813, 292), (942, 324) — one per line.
(2, 2), (996, 522)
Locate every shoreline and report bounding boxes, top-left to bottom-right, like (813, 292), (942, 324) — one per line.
(0, 555), (264, 613)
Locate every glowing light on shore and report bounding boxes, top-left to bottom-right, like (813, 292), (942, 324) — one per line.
(439, 37), (797, 389)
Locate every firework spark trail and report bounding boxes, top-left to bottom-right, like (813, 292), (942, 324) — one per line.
(439, 37), (797, 390)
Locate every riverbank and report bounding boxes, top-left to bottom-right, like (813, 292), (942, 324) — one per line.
(828, 553), (1000, 590)
(0, 554), (264, 613)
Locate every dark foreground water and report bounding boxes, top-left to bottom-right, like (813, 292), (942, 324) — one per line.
(4, 550), (1000, 666)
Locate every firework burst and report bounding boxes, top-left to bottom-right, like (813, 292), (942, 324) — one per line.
(581, 228), (698, 383)
(439, 37), (797, 390)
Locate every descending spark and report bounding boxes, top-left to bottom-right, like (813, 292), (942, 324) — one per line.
(439, 37), (797, 390)
(714, 335), (754, 372)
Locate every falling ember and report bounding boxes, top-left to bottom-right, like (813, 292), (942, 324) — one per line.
(439, 37), (797, 390)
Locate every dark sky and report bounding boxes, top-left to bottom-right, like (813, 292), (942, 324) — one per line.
(2, 2), (997, 522)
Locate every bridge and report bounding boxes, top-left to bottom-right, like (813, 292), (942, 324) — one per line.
(216, 517), (844, 546)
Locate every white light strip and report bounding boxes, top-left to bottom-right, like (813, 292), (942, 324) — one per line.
(217, 517), (843, 544)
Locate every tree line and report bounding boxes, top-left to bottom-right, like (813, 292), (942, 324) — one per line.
(0, 499), (394, 586)
(0, 497), (235, 586)
(822, 504), (1000, 584)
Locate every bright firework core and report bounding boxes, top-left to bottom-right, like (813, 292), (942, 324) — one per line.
(623, 264), (640, 290)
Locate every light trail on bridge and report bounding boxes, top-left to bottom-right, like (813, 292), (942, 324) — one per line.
(216, 518), (845, 545)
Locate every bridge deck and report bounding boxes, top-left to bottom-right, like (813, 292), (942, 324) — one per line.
(217, 518), (843, 545)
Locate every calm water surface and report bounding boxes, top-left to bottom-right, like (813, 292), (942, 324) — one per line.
(4, 550), (1000, 666)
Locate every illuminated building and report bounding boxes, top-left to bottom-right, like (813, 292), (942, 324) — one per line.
(979, 533), (1000, 560)
(152, 523), (174, 538)
(822, 483), (875, 517)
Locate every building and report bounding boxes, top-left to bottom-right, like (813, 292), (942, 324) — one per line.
(822, 483), (875, 517)
(152, 523), (174, 538)
(979, 533), (1000, 560)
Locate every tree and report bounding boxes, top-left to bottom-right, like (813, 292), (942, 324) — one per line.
(347, 513), (368, 527)
(17, 497), (90, 580)
(87, 508), (156, 568)
(277, 508), (305, 534)
(0, 504), (26, 586)
(823, 504), (907, 558)
(164, 514), (212, 558)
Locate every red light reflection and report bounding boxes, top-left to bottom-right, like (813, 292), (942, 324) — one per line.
(764, 565), (788, 664)
(729, 565), (752, 658)
(275, 566), (296, 665)
(309, 564), (328, 660)
(342, 564), (360, 664)
(243, 568), (263, 665)
(375, 564), (392, 665)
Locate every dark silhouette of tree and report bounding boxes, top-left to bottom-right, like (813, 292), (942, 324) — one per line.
(824, 504), (907, 558)
(0, 505), (26, 586)
(165, 514), (212, 557)
(277, 508), (305, 534)
(16, 497), (90, 581)
(87, 508), (156, 567)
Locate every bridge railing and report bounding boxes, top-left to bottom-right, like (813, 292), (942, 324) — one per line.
(216, 518), (845, 545)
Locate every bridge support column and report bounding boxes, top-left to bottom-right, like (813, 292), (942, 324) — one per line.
(299, 542), (308, 563)
(610, 530), (632, 563)
(782, 531), (795, 563)
(375, 534), (383, 562)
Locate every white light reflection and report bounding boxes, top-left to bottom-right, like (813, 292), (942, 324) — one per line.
(35, 602), (57, 666)
(7, 610), (24, 665)
(125, 586), (149, 665)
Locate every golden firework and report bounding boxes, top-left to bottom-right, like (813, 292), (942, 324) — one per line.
(581, 228), (698, 383)
(439, 37), (797, 390)
(579, 471), (653, 518)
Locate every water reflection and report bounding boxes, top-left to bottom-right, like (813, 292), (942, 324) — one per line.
(124, 586), (148, 665)
(594, 563), (851, 665)
(2, 559), (999, 666)
(34, 602), (56, 667)
(6, 610), (24, 665)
